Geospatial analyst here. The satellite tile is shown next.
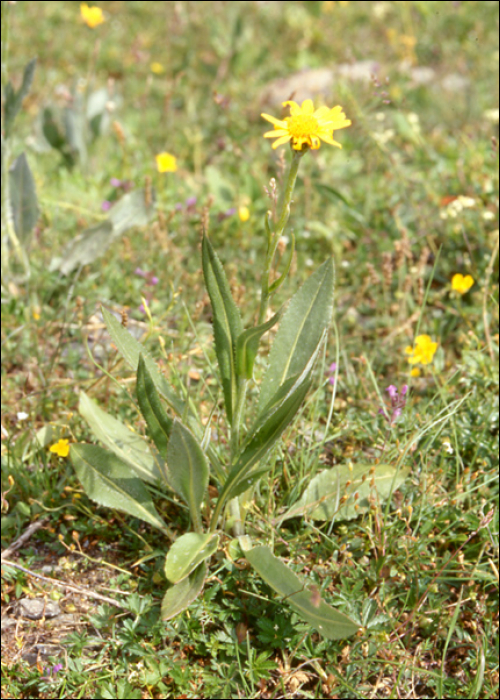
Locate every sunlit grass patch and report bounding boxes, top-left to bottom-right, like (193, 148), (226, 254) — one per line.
(1, 1), (498, 697)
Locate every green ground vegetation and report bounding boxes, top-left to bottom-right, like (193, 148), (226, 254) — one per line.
(1, 1), (499, 698)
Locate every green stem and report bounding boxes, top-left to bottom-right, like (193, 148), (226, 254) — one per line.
(258, 149), (304, 325)
(226, 371), (248, 538)
(227, 498), (244, 537)
(230, 376), (247, 457)
(217, 149), (305, 537)
(209, 484), (230, 534)
(213, 150), (305, 537)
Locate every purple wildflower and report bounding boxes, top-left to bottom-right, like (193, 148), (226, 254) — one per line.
(185, 196), (197, 208)
(379, 384), (408, 425)
(387, 385), (398, 400)
(110, 177), (122, 188)
(218, 207), (237, 221)
(101, 200), (112, 211)
(327, 362), (338, 386)
(135, 268), (158, 286)
(41, 663), (63, 681)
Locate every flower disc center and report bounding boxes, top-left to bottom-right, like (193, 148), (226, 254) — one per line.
(288, 115), (319, 138)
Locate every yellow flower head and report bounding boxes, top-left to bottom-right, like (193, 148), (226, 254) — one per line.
(323, 0), (349, 10)
(405, 335), (438, 366)
(150, 62), (165, 75)
(238, 205), (250, 222)
(49, 439), (71, 458)
(80, 3), (105, 28)
(451, 273), (475, 295)
(261, 99), (351, 151)
(155, 152), (177, 173)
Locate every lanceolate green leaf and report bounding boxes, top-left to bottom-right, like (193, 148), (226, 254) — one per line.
(245, 546), (358, 640)
(107, 188), (156, 238)
(71, 444), (170, 536)
(161, 562), (208, 621)
(202, 234), (242, 423)
(280, 463), (410, 523)
(56, 190), (156, 275)
(166, 419), (209, 529)
(224, 374), (311, 501)
(78, 391), (162, 485)
(102, 307), (184, 416)
(136, 354), (173, 462)
(217, 334), (325, 505)
(4, 58), (37, 138)
(235, 307), (284, 380)
(165, 532), (219, 584)
(258, 258), (334, 413)
(101, 307), (226, 485)
(9, 152), (39, 242)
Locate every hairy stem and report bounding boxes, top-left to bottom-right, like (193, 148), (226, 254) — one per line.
(258, 149), (303, 325)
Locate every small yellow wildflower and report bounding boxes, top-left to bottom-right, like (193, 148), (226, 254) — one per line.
(451, 273), (475, 295)
(238, 206), (250, 222)
(80, 3), (105, 28)
(405, 334), (438, 366)
(262, 99), (351, 151)
(155, 152), (177, 173)
(323, 0), (349, 9)
(49, 439), (71, 458)
(410, 367), (421, 378)
(150, 62), (165, 75)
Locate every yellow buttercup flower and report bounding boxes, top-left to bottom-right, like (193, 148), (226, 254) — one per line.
(155, 152), (177, 173)
(150, 62), (165, 75)
(323, 0), (349, 10)
(410, 367), (421, 378)
(405, 334), (438, 366)
(262, 99), (351, 151)
(451, 273), (475, 295)
(49, 439), (71, 458)
(238, 206), (250, 222)
(80, 3), (105, 28)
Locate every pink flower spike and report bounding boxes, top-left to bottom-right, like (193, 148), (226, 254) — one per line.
(401, 385), (409, 396)
(392, 408), (403, 421)
(329, 362), (338, 373)
(386, 385), (398, 400)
